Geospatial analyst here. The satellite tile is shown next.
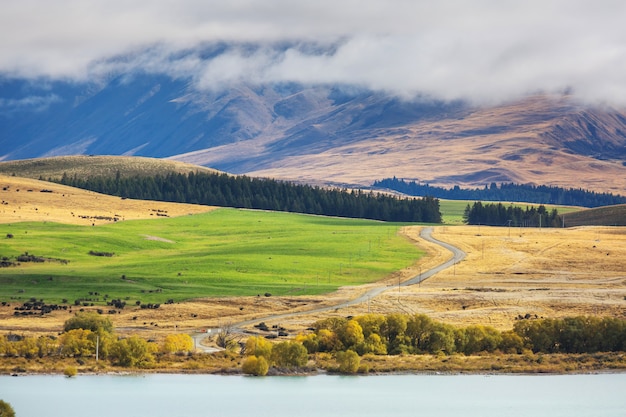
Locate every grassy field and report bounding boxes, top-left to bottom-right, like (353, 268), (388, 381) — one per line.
(439, 199), (581, 224)
(0, 209), (421, 304)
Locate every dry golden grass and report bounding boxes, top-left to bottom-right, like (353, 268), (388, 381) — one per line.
(0, 174), (215, 226)
(375, 225), (626, 330)
(0, 155), (218, 181)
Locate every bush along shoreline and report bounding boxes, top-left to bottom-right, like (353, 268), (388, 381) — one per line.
(2, 312), (626, 376)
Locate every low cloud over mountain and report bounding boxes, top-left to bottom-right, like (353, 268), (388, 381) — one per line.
(2, 1), (626, 105)
(2, 74), (626, 194)
(2, 1), (626, 193)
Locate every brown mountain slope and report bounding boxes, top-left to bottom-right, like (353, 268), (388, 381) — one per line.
(182, 95), (626, 194)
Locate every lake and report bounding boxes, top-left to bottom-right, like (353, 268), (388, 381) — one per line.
(2, 373), (625, 417)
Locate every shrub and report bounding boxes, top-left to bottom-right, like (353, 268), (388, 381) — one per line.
(161, 334), (194, 354)
(244, 336), (273, 361)
(109, 336), (156, 368)
(336, 350), (360, 374)
(0, 400), (16, 417)
(64, 366), (78, 378)
(60, 329), (95, 357)
(271, 341), (308, 369)
(64, 312), (113, 334)
(295, 333), (319, 353)
(241, 356), (269, 376)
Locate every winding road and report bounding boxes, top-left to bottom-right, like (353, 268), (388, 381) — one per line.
(193, 227), (466, 349)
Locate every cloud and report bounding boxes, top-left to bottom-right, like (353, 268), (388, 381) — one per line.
(0, 94), (62, 113)
(2, 0), (626, 105)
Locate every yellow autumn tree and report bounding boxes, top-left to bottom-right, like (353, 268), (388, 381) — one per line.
(244, 336), (273, 361)
(161, 334), (194, 354)
(109, 336), (157, 368)
(316, 328), (344, 352)
(336, 350), (360, 374)
(338, 319), (365, 350)
(241, 355), (269, 376)
(60, 329), (95, 357)
(295, 333), (319, 353)
(271, 341), (308, 369)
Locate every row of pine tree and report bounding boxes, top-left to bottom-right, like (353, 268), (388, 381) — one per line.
(57, 171), (442, 223)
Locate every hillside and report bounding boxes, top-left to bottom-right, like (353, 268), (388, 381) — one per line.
(241, 95), (626, 193)
(2, 75), (626, 193)
(562, 204), (626, 227)
(0, 155), (218, 181)
(0, 174), (214, 226)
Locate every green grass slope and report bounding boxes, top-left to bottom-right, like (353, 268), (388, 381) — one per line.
(0, 209), (421, 304)
(439, 199), (582, 225)
(0, 155), (218, 180)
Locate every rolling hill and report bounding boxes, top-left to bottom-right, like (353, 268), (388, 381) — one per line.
(2, 75), (626, 194)
(0, 155), (218, 181)
(0, 172), (215, 226)
(562, 204), (626, 227)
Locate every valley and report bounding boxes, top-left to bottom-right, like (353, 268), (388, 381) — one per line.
(0, 170), (623, 344)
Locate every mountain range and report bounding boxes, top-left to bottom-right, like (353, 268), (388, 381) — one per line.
(2, 74), (626, 194)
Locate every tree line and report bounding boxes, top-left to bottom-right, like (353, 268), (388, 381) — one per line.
(462, 202), (562, 227)
(299, 313), (626, 359)
(374, 177), (626, 208)
(56, 172), (442, 223)
(0, 312), (192, 368)
(3, 312), (625, 375)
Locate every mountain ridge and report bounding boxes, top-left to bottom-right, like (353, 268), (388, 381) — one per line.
(2, 75), (625, 194)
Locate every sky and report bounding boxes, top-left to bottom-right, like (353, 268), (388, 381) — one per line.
(2, 0), (626, 105)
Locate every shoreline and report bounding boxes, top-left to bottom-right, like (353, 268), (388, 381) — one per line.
(3, 351), (626, 377)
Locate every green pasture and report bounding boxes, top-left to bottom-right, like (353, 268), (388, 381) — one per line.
(439, 199), (582, 224)
(0, 209), (422, 304)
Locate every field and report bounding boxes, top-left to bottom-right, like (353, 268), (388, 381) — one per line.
(439, 199), (581, 225)
(370, 225), (626, 330)
(0, 208), (421, 303)
(1, 172), (624, 345)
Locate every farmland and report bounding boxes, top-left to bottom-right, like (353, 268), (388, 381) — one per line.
(1, 168), (624, 349)
(0, 209), (422, 304)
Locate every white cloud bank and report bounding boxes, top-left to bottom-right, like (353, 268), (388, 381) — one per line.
(2, 0), (626, 105)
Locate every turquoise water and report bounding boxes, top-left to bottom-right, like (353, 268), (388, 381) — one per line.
(2, 373), (625, 417)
